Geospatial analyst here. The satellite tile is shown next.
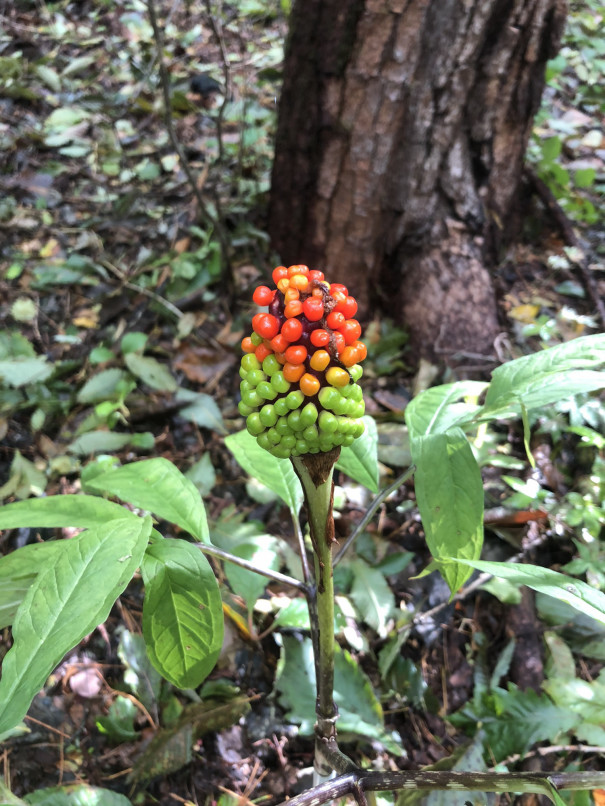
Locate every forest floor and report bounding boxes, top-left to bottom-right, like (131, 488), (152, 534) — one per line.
(0, 1), (604, 805)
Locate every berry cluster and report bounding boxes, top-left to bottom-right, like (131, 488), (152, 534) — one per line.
(239, 265), (367, 458)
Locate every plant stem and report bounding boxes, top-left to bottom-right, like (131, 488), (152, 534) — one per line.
(291, 450), (340, 780)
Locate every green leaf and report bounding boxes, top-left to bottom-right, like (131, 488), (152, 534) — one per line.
(24, 784), (132, 805)
(225, 429), (303, 515)
(0, 493), (132, 532)
(452, 559), (605, 627)
(405, 381), (487, 439)
(349, 559), (395, 638)
(117, 629), (162, 713)
(412, 428), (484, 593)
(0, 576), (36, 629)
(96, 694), (138, 742)
(336, 415), (379, 492)
(275, 635), (402, 754)
(451, 685), (578, 761)
(222, 537), (280, 613)
(0, 517), (152, 734)
(77, 369), (130, 404)
(480, 334), (605, 419)
(176, 389), (227, 435)
(124, 353), (177, 392)
(141, 539), (223, 689)
(67, 431), (150, 455)
(85, 458), (209, 543)
(0, 357), (53, 387)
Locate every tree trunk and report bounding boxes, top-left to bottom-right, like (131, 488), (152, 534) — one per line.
(269, 0), (566, 360)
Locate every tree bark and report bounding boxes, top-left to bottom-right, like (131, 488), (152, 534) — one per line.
(269, 0), (567, 360)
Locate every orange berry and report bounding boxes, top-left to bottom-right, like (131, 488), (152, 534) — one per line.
(339, 345), (359, 367)
(289, 274), (310, 292)
(277, 278), (290, 293)
(283, 362), (305, 382)
(255, 343), (272, 363)
(284, 344), (307, 365)
(309, 349), (330, 371)
(270, 333), (288, 353)
(287, 264), (309, 277)
(241, 336), (255, 353)
(275, 352), (287, 364)
(284, 287), (300, 303)
(308, 270), (325, 282)
(284, 300), (303, 318)
(300, 373), (320, 396)
(353, 340), (367, 361)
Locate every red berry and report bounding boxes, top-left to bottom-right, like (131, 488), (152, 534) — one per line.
(326, 311), (345, 330)
(341, 319), (362, 345)
(333, 332), (345, 354)
(253, 286), (274, 306)
(308, 270), (325, 283)
(302, 297), (324, 322)
(335, 295), (358, 318)
(252, 313), (280, 340)
(330, 283), (349, 297)
(272, 266), (288, 284)
(281, 318), (303, 342)
(310, 329), (330, 347)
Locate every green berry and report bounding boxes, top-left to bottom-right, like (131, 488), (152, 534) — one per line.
(247, 369), (266, 386)
(287, 410), (303, 431)
(286, 390), (304, 410)
(302, 424), (319, 443)
(271, 371), (290, 394)
(241, 354), (261, 372)
(246, 413), (264, 436)
(257, 432), (272, 450)
(295, 439), (308, 454)
(349, 364), (362, 381)
(271, 444), (291, 458)
(239, 367), (247, 380)
(318, 387), (339, 411)
(238, 401), (254, 416)
(250, 332), (263, 346)
(276, 416), (292, 435)
(318, 411), (338, 433)
(241, 389), (262, 408)
(334, 396), (349, 415)
(281, 434), (296, 449)
(274, 397), (290, 416)
(257, 381), (277, 400)
(262, 354), (281, 376)
(259, 405), (278, 427)
(300, 402), (318, 428)
(267, 427), (281, 445)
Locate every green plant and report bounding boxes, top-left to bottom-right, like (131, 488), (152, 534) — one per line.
(1, 273), (605, 804)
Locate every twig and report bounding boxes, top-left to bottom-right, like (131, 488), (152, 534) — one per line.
(100, 259), (184, 320)
(196, 542), (308, 593)
(274, 769), (605, 806)
(146, 0), (230, 271)
(202, 0), (232, 163)
(334, 465), (416, 566)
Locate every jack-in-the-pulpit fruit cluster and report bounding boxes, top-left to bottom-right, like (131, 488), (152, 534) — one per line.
(239, 265), (367, 458)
